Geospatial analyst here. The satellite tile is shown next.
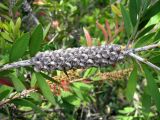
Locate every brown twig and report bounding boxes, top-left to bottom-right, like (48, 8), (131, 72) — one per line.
(0, 89), (37, 107)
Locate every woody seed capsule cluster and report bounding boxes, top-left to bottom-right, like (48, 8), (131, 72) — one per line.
(31, 45), (125, 72)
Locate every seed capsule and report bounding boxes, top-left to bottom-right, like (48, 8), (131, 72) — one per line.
(31, 44), (124, 71)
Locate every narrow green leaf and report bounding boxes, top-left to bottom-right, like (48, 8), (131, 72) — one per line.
(120, 4), (133, 37)
(136, 0), (142, 14)
(0, 70), (13, 76)
(154, 29), (160, 41)
(10, 20), (15, 32)
(71, 86), (84, 100)
(0, 85), (13, 92)
(9, 74), (26, 92)
(142, 0), (151, 12)
(12, 99), (44, 114)
(111, 4), (121, 16)
(129, 0), (137, 26)
(142, 87), (151, 118)
(118, 107), (135, 114)
(43, 23), (51, 39)
(30, 92), (42, 103)
(31, 73), (37, 88)
(72, 82), (93, 92)
(143, 0), (160, 21)
(61, 90), (73, 98)
(134, 32), (155, 48)
(83, 67), (97, 78)
(150, 54), (160, 63)
(13, 0), (24, 11)
(10, 33), (30, 62)
(137, 24), (155, 38)
(35, 73), (56, 105)
(142, 64), (160, 111)
(16, 18), (21, 30)
(139, 0), (160, 29)
(30, 24), (43, 56)
(125, 65), (138, 101)
(14, 17), (21, 35)
(40, 72), (59, 84)
(1, 32), (12, 42)
(0, 89), (11, 101)
(0, 3), (8, 10)
(63, 95), (81, 107)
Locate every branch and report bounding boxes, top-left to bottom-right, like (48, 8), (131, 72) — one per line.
(128, 53), (160, 71)
(22, 0), (39, 25)
(0, 89), (37, 107)
(126, 43), (160, 53)
(0, 60), (32, 72)
(0, 44), (159, 72)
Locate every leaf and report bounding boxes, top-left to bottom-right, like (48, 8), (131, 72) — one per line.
(30, 73), (37, 88)
(13, 0), (24, 11)
(10, 20), (15, 32)
(139, 0), (160, 29)
(63, 95), (81, 107)
(136, 0), (142, 14)
(12, 99), (43, 114)
(1, 23), (8, 31)
(0, 70), (13, 77)
(72, 82), (93, 92)
(29, 24), (43, 56)
(120, 4), (133, 37)
(96, 21), (108, 43)
(83, 67), (98, 78)
(30, 92), (42, 103)
(105, 19), (113, 43)
(10, 33), (30, 62)
(111, 4), (121, 16)
(1, 32), (12, 42)
(137, 24), (155, 38)
(129, 0), (138, 26)
(9, 74), (26, 92)
(71, 86), (84, 100)
(40, 72), (59, 84)
(143, 1), (160, 21)
(43, 23), (51, 39)
(0, 3), (8, 10)
(125, 64), (138, 101)
(134, 32), (155, 48)
(142, 87), (151, 118)
(142, 0), (151, 12)
(15, 18), (21, 30)
(61, 90), (73, 98)
(0, 90), (10, 101)
(154, 29), (160, 41)
(83, 27), (92, 46)
(150, 54), (160, 63)
(14, 17), (21, 35)
(142, 64), (160, 111)
(118, 107), (135, 114)
(0, 86), (13, 101)
(35, 73), (56, 105)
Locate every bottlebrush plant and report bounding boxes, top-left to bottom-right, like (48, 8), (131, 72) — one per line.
(0, 0), (160, 120)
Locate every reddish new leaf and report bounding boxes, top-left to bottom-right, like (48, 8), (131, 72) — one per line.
(0, 78), (13, 87)
(105, 19), (113, 43)
(96, 21), (108, 43)
(114, 18), (119, 35)
(83, 27), (92, 47)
